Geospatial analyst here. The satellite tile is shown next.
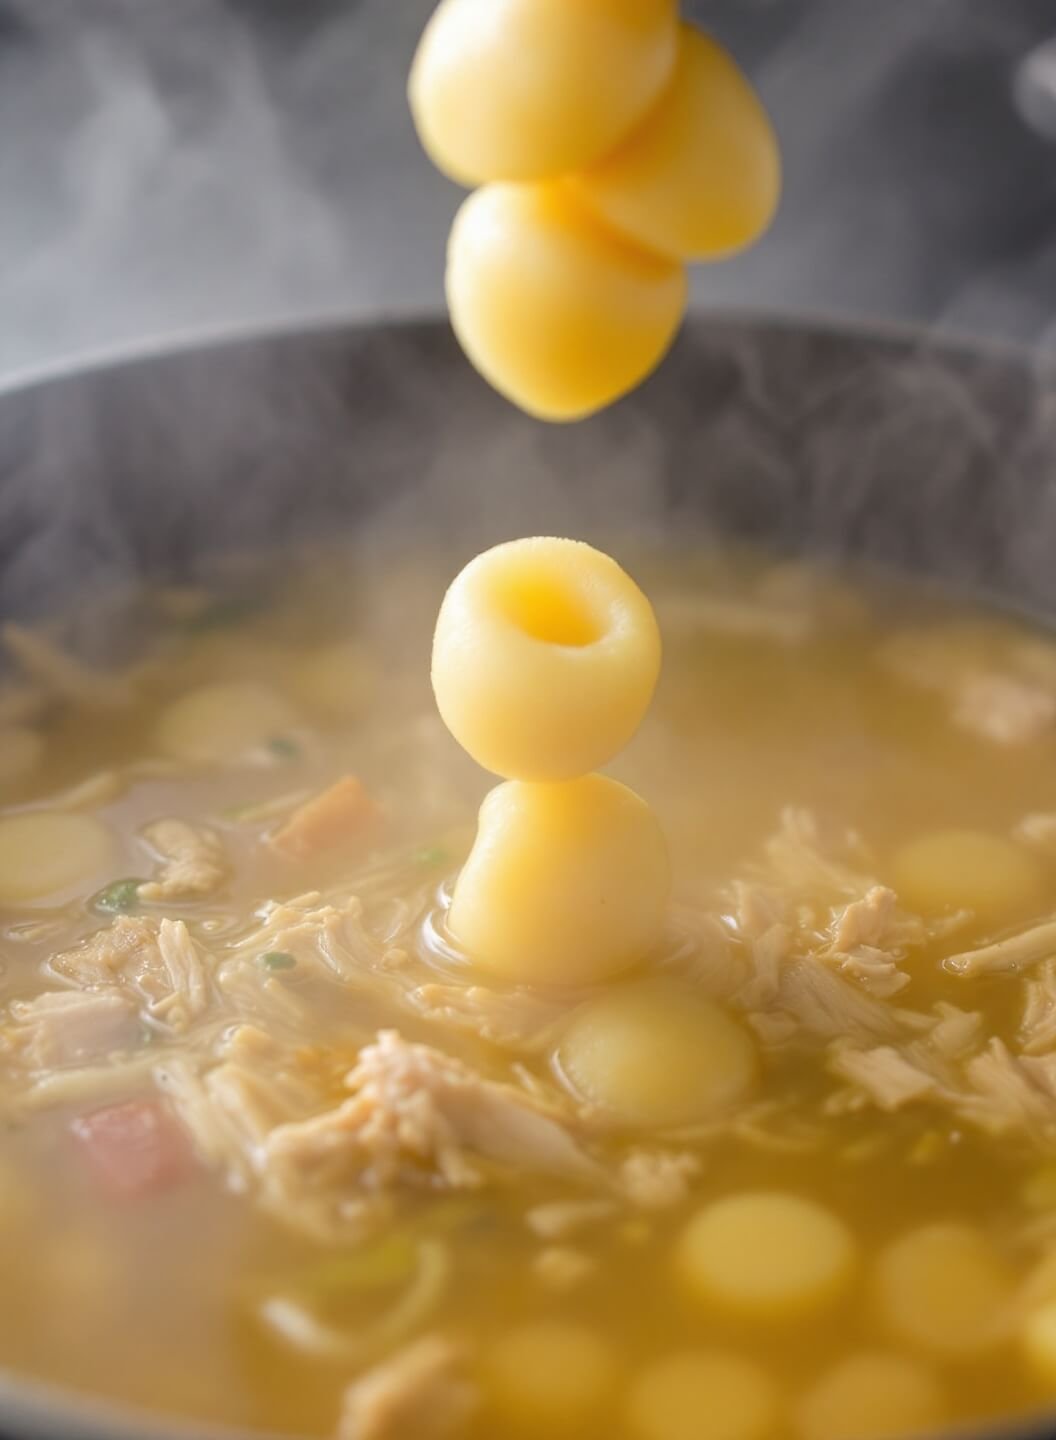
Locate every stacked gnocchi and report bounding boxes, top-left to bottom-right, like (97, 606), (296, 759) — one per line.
(409, 0), (780, 420)
(432, 537), (670, 983)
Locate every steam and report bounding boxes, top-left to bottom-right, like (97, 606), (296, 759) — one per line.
(0, 0), (1053, 386)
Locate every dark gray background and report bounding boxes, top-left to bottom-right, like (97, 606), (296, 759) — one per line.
(0, 0), (1055, 386)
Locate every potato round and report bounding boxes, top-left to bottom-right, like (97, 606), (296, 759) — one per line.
(889, 828), (1046, 926)
(484, 1321), (614, 1428)
(446, 184), (687, 422)
(0, 812), (116, 904)
(290, 641), (375, 721)
(432, 537), (661, 780)
(627, 1350), (778, 1440)
(0, 727), (44, 789)
(796, 1351), (946, 1440)
(678, 1192), (856, 1319)
(559, 980), (756, 1126)
(449, 775), (669, 985)
(157, 682), (301, 765)
(408, 0), (677, 184)
(871, 1222), (1011, 1359)
(573, 26), (780, 261)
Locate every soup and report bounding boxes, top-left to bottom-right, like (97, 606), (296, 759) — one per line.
(3, 542), (1056, 1440)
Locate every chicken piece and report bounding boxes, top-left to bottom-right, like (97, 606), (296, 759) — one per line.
(337, 1335), (477, 1440)
(526, 1199), (617, 1241)
(953, 673), (1056, 746)
(151, 919), (211, 1029)
(409, 981), (566, 1052)
(5, 990), (139, 1070)
(137, 819), (229, 902)
(945, 919), (1056, 977)
(269, 776), (380, 860)
(1022, 961), (1056, 1057)
(534, 1246), (596, 1292)
(620, 1149), (700, 1209)
(828, 1043), (946, 1112)
(265, 1030), (604, 1195)
(50, 916), (158, 988)
(831, 886), (900, 950)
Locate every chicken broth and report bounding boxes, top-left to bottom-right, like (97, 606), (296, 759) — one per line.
(4, 545), (1056, 1440)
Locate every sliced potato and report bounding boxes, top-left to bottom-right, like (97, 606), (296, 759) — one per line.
(872, 1222), (1011, 1359)
(796, 1351), (946, 1440)
(289, 641), (375, 721)
(483, 1321), (614, 1428)
(889, 828), (1045, 927)
(0, 727), (44, 789)
(0, 812), (116, 903)
(627, 1350), (779, 1440)
(157, 682), (301, 764)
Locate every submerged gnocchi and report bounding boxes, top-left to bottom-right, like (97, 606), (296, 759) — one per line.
(5, 540), (1056, 1440)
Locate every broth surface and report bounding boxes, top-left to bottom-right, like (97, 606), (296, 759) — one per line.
(3, 545), (1056, 1440)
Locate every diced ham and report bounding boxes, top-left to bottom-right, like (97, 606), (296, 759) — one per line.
(71, 1099), (195, 1198)
(269, 776), (380, 860)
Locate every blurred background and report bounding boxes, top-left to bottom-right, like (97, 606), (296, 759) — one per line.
(0, 0), (1055, 387)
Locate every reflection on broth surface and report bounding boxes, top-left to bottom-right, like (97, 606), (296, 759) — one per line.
(5, 543), (1056, 1439)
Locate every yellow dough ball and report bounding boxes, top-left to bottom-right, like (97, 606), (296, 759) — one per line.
(889, 828), (1046, 927)
(678, 1192), (856, 1320)
(448, 775), (670, 985)
(446, 184), (687, 422)
(432, 538), (661, 780)
(572, 26), (781, 261)
(0, 813), (116, 904)
(484, 1322), (614, 1429)
(157, 682), (301, 765)
(796, 1352), (946, 1440)
(627, 1350), (779, 1440)
(871, 1222), (1011, 1359)
(559, 980), (756, 1126)
(408, 0), (678, 185)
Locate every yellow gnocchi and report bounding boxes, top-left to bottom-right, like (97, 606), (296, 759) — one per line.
(445, 183), (687, 422)
(627, 1350), (779, 1440)
(448, 774), (670, 985)
(572, 25), (781, 260)
(889, 828), (1046, 927)
(796, 1352), (946, 1440)
(431, 537), (661, 780)
(677, 1192), (856, 1319)
(408, 0), (678, 184)
(483, 1322), (614, 1428)
(559, 980), (756, 1126)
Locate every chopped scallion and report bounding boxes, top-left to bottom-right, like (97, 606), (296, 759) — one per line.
(415, 846), (449, 867)
(93, 879), (144, 915)
(267, 736), (301, 760)
(259, 951), (297, 971)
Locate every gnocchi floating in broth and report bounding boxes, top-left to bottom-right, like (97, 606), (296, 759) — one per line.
(4, 538), (1056, 1440)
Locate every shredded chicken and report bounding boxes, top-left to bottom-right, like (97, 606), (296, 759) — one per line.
(828, 1042), (947, 1112)
(5, 990), (139, 1070)
(1021, 961), (1056, 1057)
(264, 1031), (605, 1205)
(525, 1199), (617, 1241)
(945, 920), (1056, 977)
(533, 1246), (596, 1292)
(138, 819), (229, 902)
(409, 982), (565, 1052)
(49, 916), (158, 988)
(336, 1336), (477, 1440)
(620, 1149), (700, 1209)
(953, 673), (1056, 746)
(831, 885), (900, 950)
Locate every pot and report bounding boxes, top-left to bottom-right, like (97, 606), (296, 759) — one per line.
(0, 314), (1054, 1439)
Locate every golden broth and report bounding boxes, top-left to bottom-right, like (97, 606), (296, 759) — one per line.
(2, 545), (1056, 1440)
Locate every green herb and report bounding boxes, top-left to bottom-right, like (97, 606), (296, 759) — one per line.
(415, 846), (449, 867)
(93, 879), (144, 915)
(259, 951), (297, 971)
(267, 736), (301, 760)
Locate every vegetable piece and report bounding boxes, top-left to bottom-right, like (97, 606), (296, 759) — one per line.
(626, 1350), (779, 1440)
(408, 0), (678, 184)
(416, 846), (450, 867)
(0, 726), (44, 788)
(290, 640), (375, 721)
(268, 775), (380, 860)
(71, 1099), (195, 1199)
(157, 682), (301, 765)
(267, 736), (301, 760)
(572, 26), (780, 261)
(871, 1222), (1011, 1358)
(483, 1322), (614, 1429)
(889, 828), (1045, 927)
(94, 878), (145, 915)
(259, 951), (297, 971)
(446, 184), (687, 423)
(433, 538), (662, 781)
(0, 812), (116, 904)
(795, 1351), (946, 1440)
(449, 775), (669, 984)
(678, 1192), (856, 1319)
(558, 980), (756, 1126)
